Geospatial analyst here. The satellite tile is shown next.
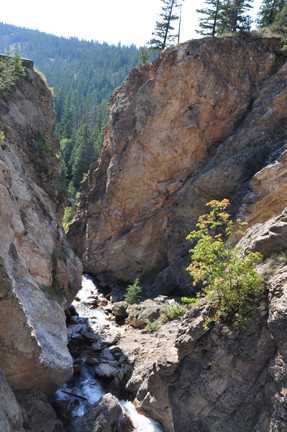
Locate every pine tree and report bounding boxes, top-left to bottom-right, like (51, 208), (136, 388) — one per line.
(257, 0), (287, 26)
(196, 0), (223, 36)
(149, 0), (184, 51)
(270, 3), (287, 34)
(219, 0), (254, 34)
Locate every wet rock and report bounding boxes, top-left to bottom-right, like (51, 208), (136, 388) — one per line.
(85, 357), (99, 366)
(101, 347), (116, 362)
(51, 399), (73, 427)
(85, 296), (99, 308)
(95, 364), (118, 382)
(108, 377), (122, 399)
(91, 340), (104, 351)
(110, 346), (122, 357)
(119, 354), (128, 365)
(73, 364), (81, 376)
(74, 393), (123, 432)
(118, 412), (136, 432)
(67, 304), (79, 316)
(82, 332), (99, 341)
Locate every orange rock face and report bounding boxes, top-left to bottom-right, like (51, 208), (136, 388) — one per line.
(68, 37), (287, 284)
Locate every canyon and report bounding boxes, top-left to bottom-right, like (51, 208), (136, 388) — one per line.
(2, 35), (287, 432)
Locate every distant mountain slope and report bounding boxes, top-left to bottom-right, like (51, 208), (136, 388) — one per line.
(0, 22), (141, 196)
(0, 22), (140, 104)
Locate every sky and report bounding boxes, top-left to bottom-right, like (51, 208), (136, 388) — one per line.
(2, 0), (263, 47)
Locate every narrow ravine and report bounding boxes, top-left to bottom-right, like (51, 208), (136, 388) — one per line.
(51, 275), (165, 432)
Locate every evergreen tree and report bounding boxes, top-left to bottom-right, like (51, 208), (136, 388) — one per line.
(269, 3), (287, 34)
(219, 0), (254, 34)
(71, 121), (90, 188)
(138, 46), (151, 65)
(196, 0), (223, 36)
(257, 0), (287, 26)
(149, 0), (184, 51)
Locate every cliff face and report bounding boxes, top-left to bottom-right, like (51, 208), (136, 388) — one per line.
(68, 37), (287, 292)
(0, 67), (82, 397)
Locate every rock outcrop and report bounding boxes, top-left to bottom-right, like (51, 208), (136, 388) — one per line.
(68, 37), (287, 295)
(0, 66), (82, 397)
(130, 259), (287, 432)
(74, 393), (134, 432)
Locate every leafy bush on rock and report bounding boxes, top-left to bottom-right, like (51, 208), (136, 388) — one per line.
(186, 199), (264, 330)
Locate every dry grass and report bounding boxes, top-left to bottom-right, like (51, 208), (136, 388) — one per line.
(258, 251), (287, 278)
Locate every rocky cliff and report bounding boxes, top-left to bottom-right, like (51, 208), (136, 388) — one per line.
(0, 63), (82, 424)
(68, 37), (287, 297)
(65, 36), (287, 432)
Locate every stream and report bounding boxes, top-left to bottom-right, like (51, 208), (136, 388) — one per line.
(52, 274), (165, 432)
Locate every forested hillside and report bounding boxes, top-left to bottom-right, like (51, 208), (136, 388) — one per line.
(0, 22), (140, 201)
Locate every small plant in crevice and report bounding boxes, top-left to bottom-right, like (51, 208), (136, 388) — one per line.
(42, 284), (65, 303)
(258, 251), (287, 278)
(159, 303), (186, 325)
(145, 319), (159, 332)
(181, 296), (201, 307)
(124, 279), (142, 304)
(62, 206), (77, 232)
(186, 199), (264, 330)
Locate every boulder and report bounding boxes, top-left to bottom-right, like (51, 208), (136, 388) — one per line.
(18, 393), (63, 432)
(74, 393), (131, 432)
(95, 364), (118, 382)
(126, 300), (162, 328)
(112, 301), (129, 318)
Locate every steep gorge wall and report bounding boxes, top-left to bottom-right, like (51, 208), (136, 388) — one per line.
(0, 67), (82, 400)
(68, 37), (287, 293)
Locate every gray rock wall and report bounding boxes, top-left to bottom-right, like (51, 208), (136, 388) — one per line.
(0, 67), (82, 396)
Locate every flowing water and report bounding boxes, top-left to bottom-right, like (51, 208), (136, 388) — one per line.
(54, 274), (165, 432)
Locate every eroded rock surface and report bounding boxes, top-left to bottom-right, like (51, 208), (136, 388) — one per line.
(0, 367), (23, 432)
(74, 393), (134, 432)
(68, 37), (287, 293)
(0, 68), (82, 395)
(128, 262), (287, 432)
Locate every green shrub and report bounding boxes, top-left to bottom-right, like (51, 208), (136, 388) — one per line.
(145, 319), (159, 332)
(162, 303), (186, 319)
(62, 206), (77, 232)
(159, 314), (168, 325)
(124, 279), (142, 304)
(181, 296), (200, 307)
(186, 199), (263, 330)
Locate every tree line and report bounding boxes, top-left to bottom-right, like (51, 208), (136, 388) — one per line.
(144, 0), (287, 54)
(0, 23), (141, 206)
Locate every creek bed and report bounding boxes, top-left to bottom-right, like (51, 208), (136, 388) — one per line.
(52, 274), (165, 432)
